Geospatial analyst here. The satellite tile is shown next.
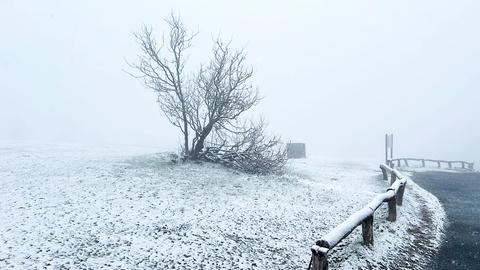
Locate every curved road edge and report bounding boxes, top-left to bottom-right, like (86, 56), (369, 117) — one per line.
(386, 173), (447, 270)
(324, 169), (447, 270)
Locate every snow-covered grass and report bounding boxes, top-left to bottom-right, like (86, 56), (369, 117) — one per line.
(0, 143), (444, 269)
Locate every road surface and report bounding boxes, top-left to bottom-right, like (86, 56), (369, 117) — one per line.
(412, 171), (480, 270)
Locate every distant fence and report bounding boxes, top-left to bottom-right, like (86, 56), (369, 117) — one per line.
(389, 158), (474, 171)
(308, 164), (407, 270)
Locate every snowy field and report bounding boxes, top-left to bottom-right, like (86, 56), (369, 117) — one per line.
(0, 143), (444, 269)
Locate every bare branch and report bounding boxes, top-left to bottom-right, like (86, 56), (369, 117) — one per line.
(128, 14), (196, 156)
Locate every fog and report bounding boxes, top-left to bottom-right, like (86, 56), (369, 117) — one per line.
(1, 0), (479, 165)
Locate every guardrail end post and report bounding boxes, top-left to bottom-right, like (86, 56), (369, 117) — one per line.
(310, 246), (328, 270)
(362, 215), (374, 246)
(396, 183), (406, 206)
(387, 197), (397, 222)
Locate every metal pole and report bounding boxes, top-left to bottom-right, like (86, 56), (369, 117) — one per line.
(385, 134), (388, 164)
(390, 134), (393, 160)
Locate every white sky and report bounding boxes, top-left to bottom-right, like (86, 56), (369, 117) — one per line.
(1, 0), (479, 164)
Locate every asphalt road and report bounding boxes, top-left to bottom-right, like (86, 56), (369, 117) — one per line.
(412, 171), (480, 270)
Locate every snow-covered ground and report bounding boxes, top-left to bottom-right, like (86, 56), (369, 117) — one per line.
(0, 143), (445, 269)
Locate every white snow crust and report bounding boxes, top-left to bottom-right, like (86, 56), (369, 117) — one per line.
(0, 143), (445, 269)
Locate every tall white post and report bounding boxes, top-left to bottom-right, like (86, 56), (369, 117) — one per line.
(390, 134), (393, 160)
(385, 134), (388, 164)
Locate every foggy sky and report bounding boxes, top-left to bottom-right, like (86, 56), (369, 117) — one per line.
(1, 0), (479, 165)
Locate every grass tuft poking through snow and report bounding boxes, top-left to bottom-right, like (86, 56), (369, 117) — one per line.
(0, 143), (444, 269)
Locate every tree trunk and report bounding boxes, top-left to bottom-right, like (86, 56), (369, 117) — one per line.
(182, 111), (189, 156)
(191, 122), (215, 158)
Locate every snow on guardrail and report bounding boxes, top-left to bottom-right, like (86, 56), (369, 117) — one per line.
(308, 163), (407, 270)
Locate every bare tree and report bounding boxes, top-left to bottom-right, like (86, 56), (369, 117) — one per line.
(129, 14), (287, 174)
(129, 14), (195, 156)
(186, 39), (287, 173)
(188, 39), (259, 158)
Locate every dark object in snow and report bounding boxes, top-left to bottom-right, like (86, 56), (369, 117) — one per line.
(286, 143), (306, 159)
(169, 153), (179, 164)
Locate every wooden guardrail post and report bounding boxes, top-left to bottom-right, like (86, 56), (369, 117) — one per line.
(404, 159), (409, 166)
(397, 183), (406, 206)
(390, 171), (397, 185)
(437, 161), (441, 168)
(310, 246), (328, 270)
(362, 215), (374, 246)
(421, 159), (425, 167)
(448, 162), (452, 169)
(462, 162), (465, 169)
(380, 166), (388, 180)
(387, 196), (397, 222)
